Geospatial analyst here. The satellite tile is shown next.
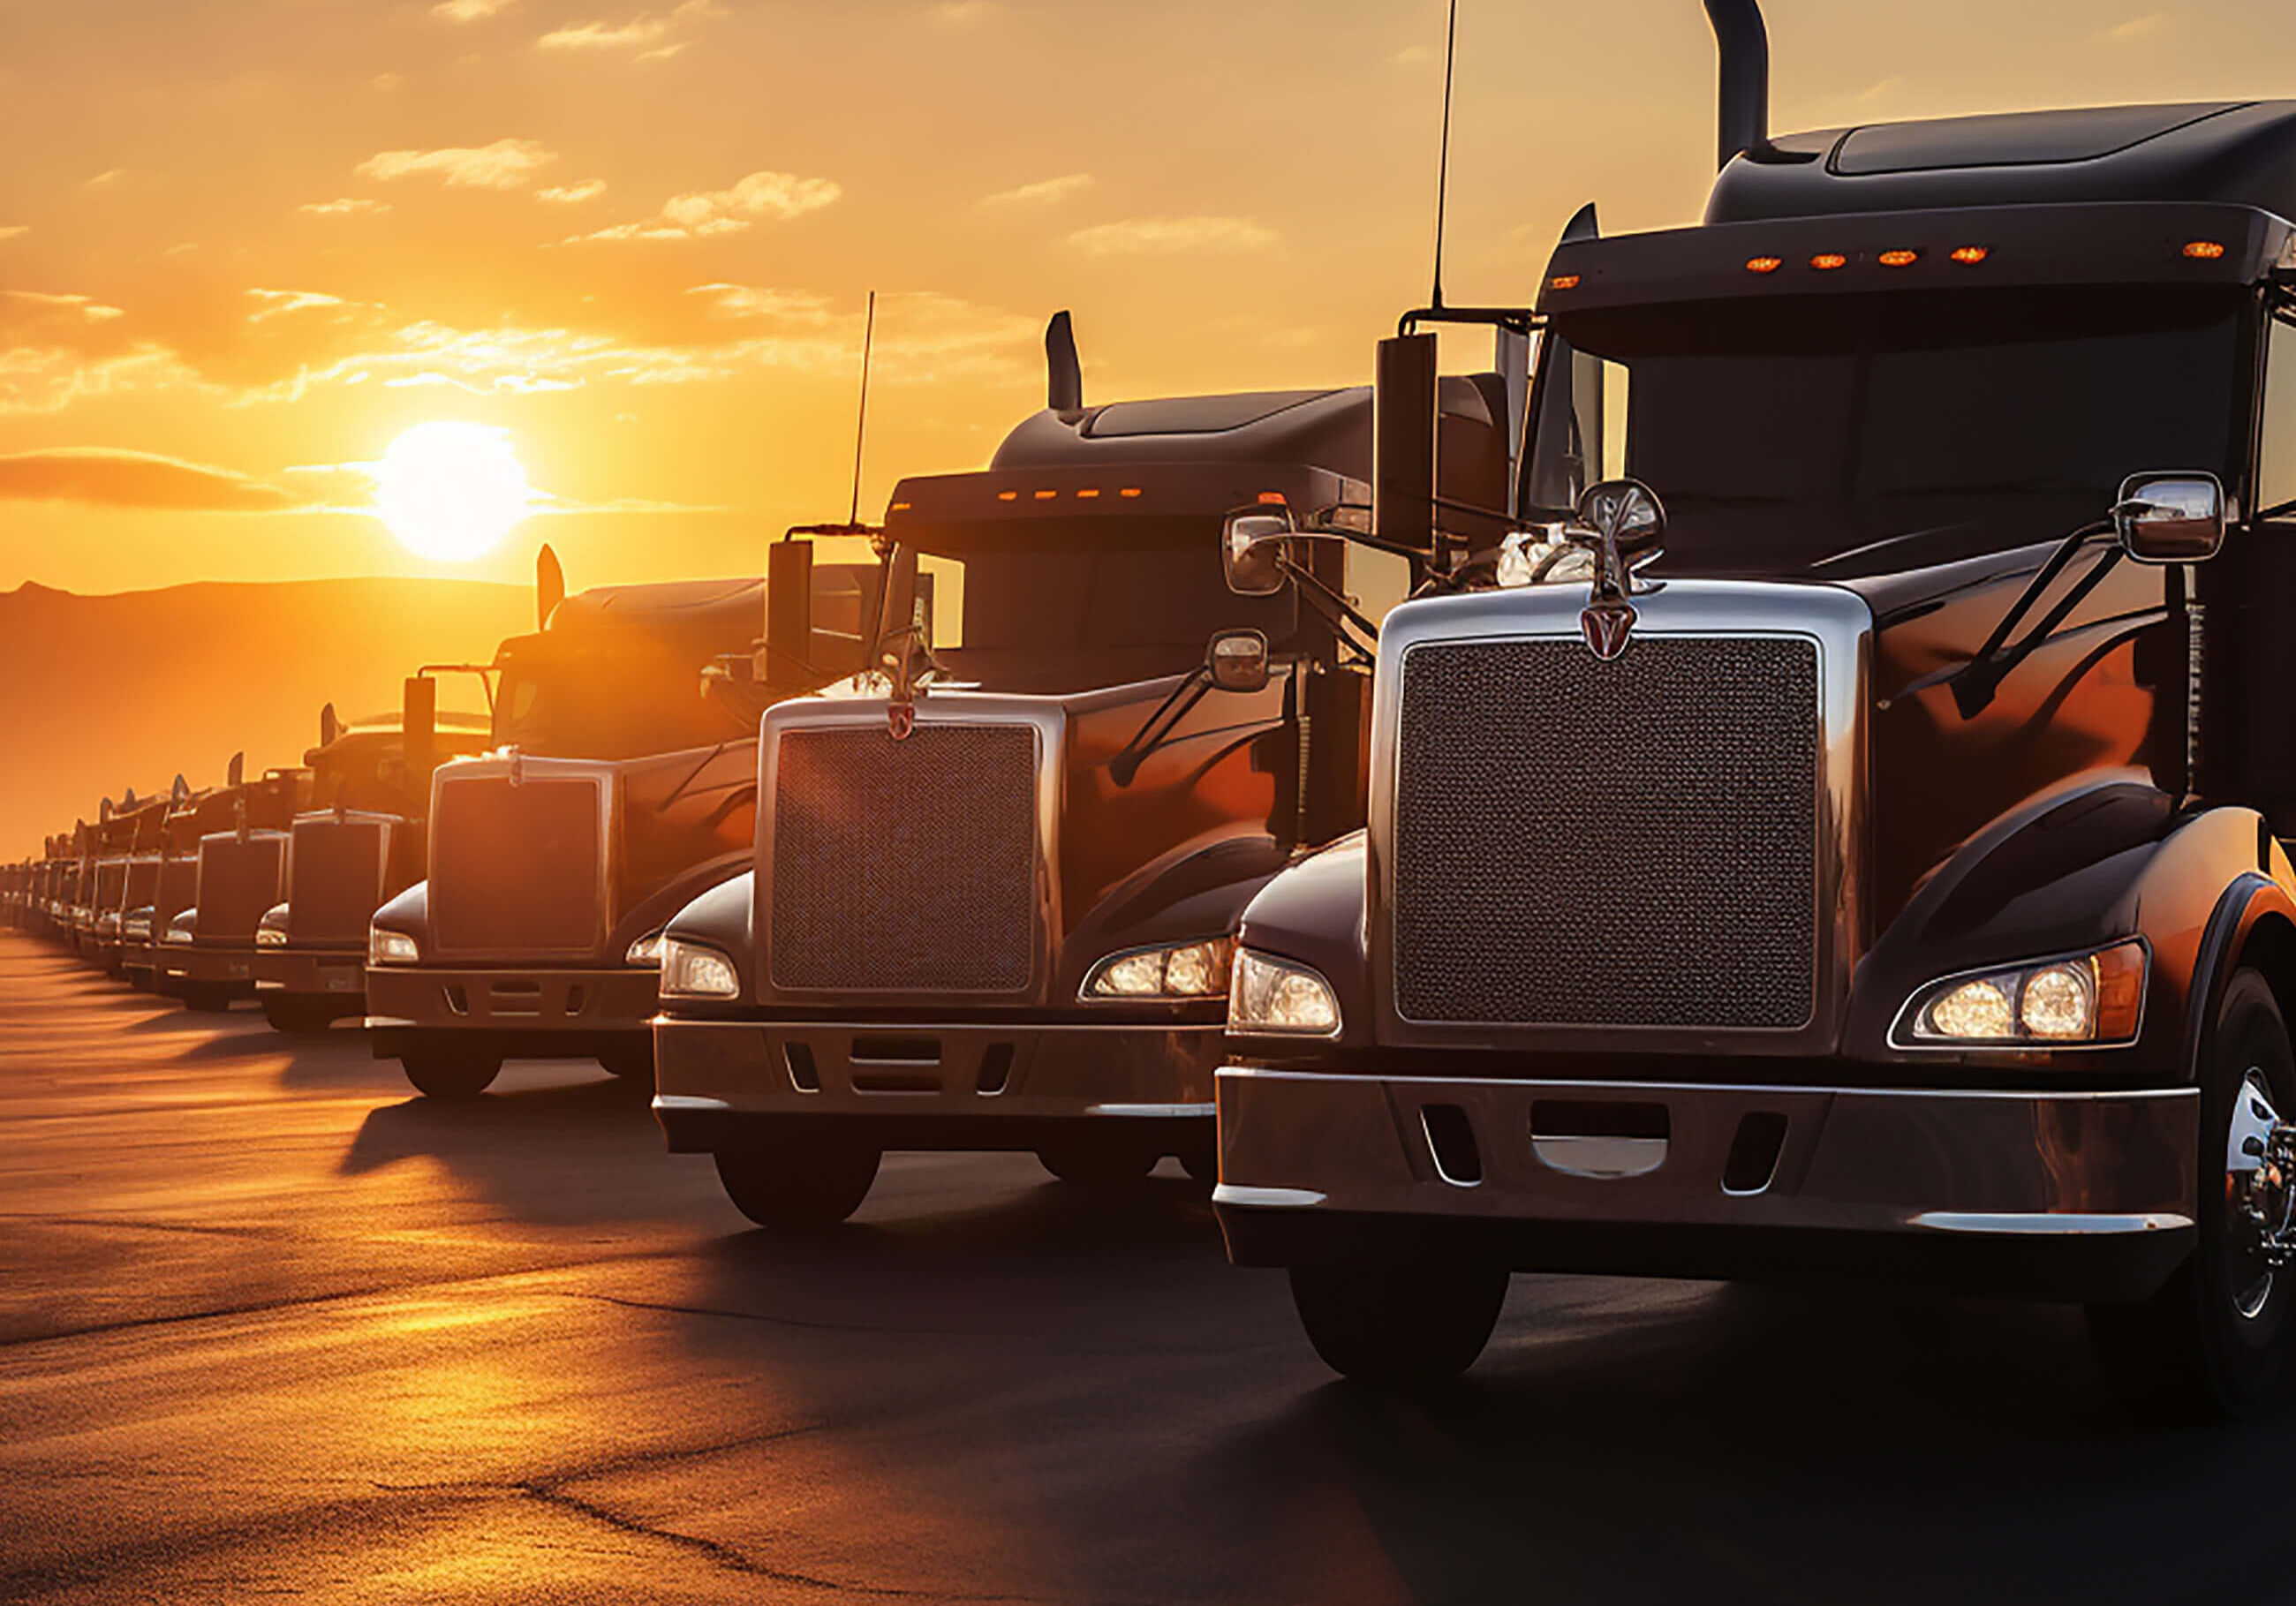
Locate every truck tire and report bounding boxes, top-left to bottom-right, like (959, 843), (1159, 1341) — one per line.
(714, 1138), (880, 1227)
(181, 984), (234, 1014)
(1289, 1257), (1510, 1386)
(1035, 1137), (1159, 1186)
(2089, 967), (2296, 1416)
(399, 1047), (502, 1101)
(262, 997), (342, 1036)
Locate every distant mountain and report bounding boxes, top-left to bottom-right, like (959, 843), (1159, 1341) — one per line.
(0, 577), (532, 857)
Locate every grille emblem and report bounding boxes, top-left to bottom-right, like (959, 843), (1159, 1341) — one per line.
(1565, 478), (1668, 661)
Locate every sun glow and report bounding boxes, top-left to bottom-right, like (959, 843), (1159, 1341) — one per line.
(373, 422), (536, 562)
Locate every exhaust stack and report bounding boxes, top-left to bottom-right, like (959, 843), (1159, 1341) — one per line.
(1703, 0), (1770, 171)
(1046, 311), (1083, 416)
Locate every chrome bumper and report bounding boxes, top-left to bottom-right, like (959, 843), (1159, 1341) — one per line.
(1213, 1067), (2202, 1302)
(653, 1018), (1220, 1151)
(366, 965), (660, 1059)
(255, 946), (366, 999)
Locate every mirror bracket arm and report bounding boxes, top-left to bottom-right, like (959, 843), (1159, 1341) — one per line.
(1276, 554), (1382, 652)
(1950, 528), (2123, 719)
(1109, 673), (1215, 788)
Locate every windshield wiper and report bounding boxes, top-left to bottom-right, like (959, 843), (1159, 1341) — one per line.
(1947, 519), (2119, 718)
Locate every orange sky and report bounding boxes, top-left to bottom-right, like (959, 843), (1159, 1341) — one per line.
(3, 0), (2292, 596)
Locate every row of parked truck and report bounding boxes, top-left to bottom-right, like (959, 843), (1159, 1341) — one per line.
(15, 0), (2296, 1410)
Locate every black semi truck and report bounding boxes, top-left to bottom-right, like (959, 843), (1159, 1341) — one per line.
(1213, 0), (2296, 1413)
(647, 316), (1520, 1225)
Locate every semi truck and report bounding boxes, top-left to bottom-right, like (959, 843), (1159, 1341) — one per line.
(254, 697), (489, 1034)
(160, 765), (309, 1011)
(1212, 0), (2296, 1412)
(365, 559), (879, 1098)
(645, 315), (1522, 1225)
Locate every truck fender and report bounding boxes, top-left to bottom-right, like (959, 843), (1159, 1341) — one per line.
(611, 849), (752, 955)
(1232, 832), (1375, 1049)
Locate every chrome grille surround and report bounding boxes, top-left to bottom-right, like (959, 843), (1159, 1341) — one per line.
(285, 812), (395, 946)
(756, 696), (1059, 1004)
(193, 832), (289, 942)
(427, 756), (614, 961)
(1370, 580), (1869, 1056)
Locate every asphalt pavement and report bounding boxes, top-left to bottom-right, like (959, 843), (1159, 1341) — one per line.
(0, 930), (2281, 1605)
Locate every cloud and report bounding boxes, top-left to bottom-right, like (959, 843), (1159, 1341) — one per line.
(536, 179), (608, 205)
(355, 138), (557, 191)
(980, 172), (1095, 209)
(85, 169), (126, 189)
(539, 0), (721, 51)
(931, 1), (999, 23)
(1393, 44), (1435, 65)
(3, 290), (125, 325)
(298, 196), (393, 218)
(686, 283), (835, 321)
(1065, 215), (1278, 256)
(569, 170), (839, 242)
(0, 449), (314, 512)
(245, 289), (384, 325)
(0, 227), (28, 243)
(433, 0), (517, 19)
(2104, 12), (2171, 41)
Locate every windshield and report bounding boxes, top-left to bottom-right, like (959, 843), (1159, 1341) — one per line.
(1529, 285), (2249, 575)
(906, 521), (1299, 690)
(494, 643), (738, 759)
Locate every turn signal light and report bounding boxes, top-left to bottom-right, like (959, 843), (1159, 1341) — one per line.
(2185, 240), (2227, 260)
(1810, 253), (1848, 271)
(1745, 256), (1784, 275)
(1950, 245), (1990, 265)
(1878, 249), (1921, 268)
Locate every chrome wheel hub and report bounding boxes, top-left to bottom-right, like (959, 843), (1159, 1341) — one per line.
(2229, 1070), (2296, 1320)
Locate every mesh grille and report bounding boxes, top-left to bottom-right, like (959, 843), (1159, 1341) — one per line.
(771, 724), (1038, 993)
(194, 836), (286, 941)
(1393, 636), (1820, 1029)
(287, 819), (387, 945)
(431, 778), (603, 954)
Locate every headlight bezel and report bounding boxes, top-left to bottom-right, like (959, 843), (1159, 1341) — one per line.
(367, 927), (421, 967)
(1892, 938), (2149, 1051)
(1079, 937), (1235, 1003)
(1227, 947), (1343, 1038)
(625, 931), (667, 969)
(660, 937), (740, 1000)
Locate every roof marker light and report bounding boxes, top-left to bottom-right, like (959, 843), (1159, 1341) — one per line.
(1076, 487), (1100, 499)
(2185, 240), (2227, 260)
(1549, 274), (1581, 291)
(889, 501), (912, 512)
(1951, 245), (1990, 265)
(1033, 489), (1059, 501)
(1810, 253), (1848, 272)
(996, 490), (1019, 501)
(1119, 487), (1144, 499)
(1746, 256), (1784, 275)
(1878, 249), (1921, 268)
(1257, 492), (1288, 506)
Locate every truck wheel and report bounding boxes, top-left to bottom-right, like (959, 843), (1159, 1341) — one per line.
(262, 997), (341, 1036)
(596, 1042), (655, 1085)
(2089, 967), (2296, 1416)
(1288, 1257), (1509, 1386)
(1035, 1137), (1159, 1186)
(714, 1139), (880, 1227)
(399, 1047), (502, 1101)
(181, 984), (234, 1014)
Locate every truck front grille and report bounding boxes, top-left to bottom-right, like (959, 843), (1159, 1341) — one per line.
(286, 818), (388, 946)
(193, 836), (286, 942)
(770, 723), (1038, 994)
(431, 777), (604, 955)
(1392, 635), (1821, 1030)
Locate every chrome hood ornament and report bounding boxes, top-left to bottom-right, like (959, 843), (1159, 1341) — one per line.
(1565, 479), (1668, 662)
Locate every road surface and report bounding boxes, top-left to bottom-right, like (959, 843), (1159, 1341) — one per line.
(0, 931), (2281, 1603)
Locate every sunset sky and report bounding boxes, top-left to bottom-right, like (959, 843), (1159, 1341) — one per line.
(4, 0), (2293, 596)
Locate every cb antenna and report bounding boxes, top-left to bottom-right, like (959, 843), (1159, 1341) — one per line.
(847, 289), (877, 530)
(1429, 0), (1461, 312)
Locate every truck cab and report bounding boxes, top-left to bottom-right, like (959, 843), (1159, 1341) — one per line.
(161, 768), (309, 1011)
(648, 324), (1519, 1226)
(365, 562), (876, 1097)
(1215, 1), (2296, 1411)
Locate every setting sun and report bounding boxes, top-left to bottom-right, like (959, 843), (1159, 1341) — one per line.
(372, 422), (536, 563)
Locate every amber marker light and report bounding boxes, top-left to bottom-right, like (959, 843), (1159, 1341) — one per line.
(1878, 249), (1921, 268)
(1548, 274), (1581, 290)
(889, 501), (912, 512)
(1810, 253), (1848, 271)
(1746, 256), (1784, 275)
(2185, 240), (2227, 260)
(1033, 489), (1059, 501)
(1257, 492), (1288, 506)
(1119, 487), (1144, 499)
(1950, 245), (1990, 265)
(996, 490), (1019, 501)
(1076, 487), (1099, 499)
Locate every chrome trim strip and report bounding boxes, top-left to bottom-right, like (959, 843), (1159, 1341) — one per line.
(1532, 1134), (1669, 1180)
(1212, 1184), (1327, 1210)
(1086, 1102), (1217, 1118)
(1911, 1210), (2194, 1235)
(1368, 580), (1871, 1056)
(653, 1094), (735, 1113)
(1215, 1065), (2202, 1102)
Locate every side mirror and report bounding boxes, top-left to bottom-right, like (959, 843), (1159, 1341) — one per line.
(2114, 472), (2225, 563)
(1207, 629), (1272, 693)
(1222, 510), (1294, 597)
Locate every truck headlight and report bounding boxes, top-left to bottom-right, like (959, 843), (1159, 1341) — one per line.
(255, 903), (291, 949)
(164, 916), (197, 946)
(1082, 938), (1234, 1001)
(661, 938), (739, 999)
(368, 927), (420, 967)
(1899, 940), (2146, 1047)
(1229, 948), (1341, 1036)
(625, 931), (667, 969)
